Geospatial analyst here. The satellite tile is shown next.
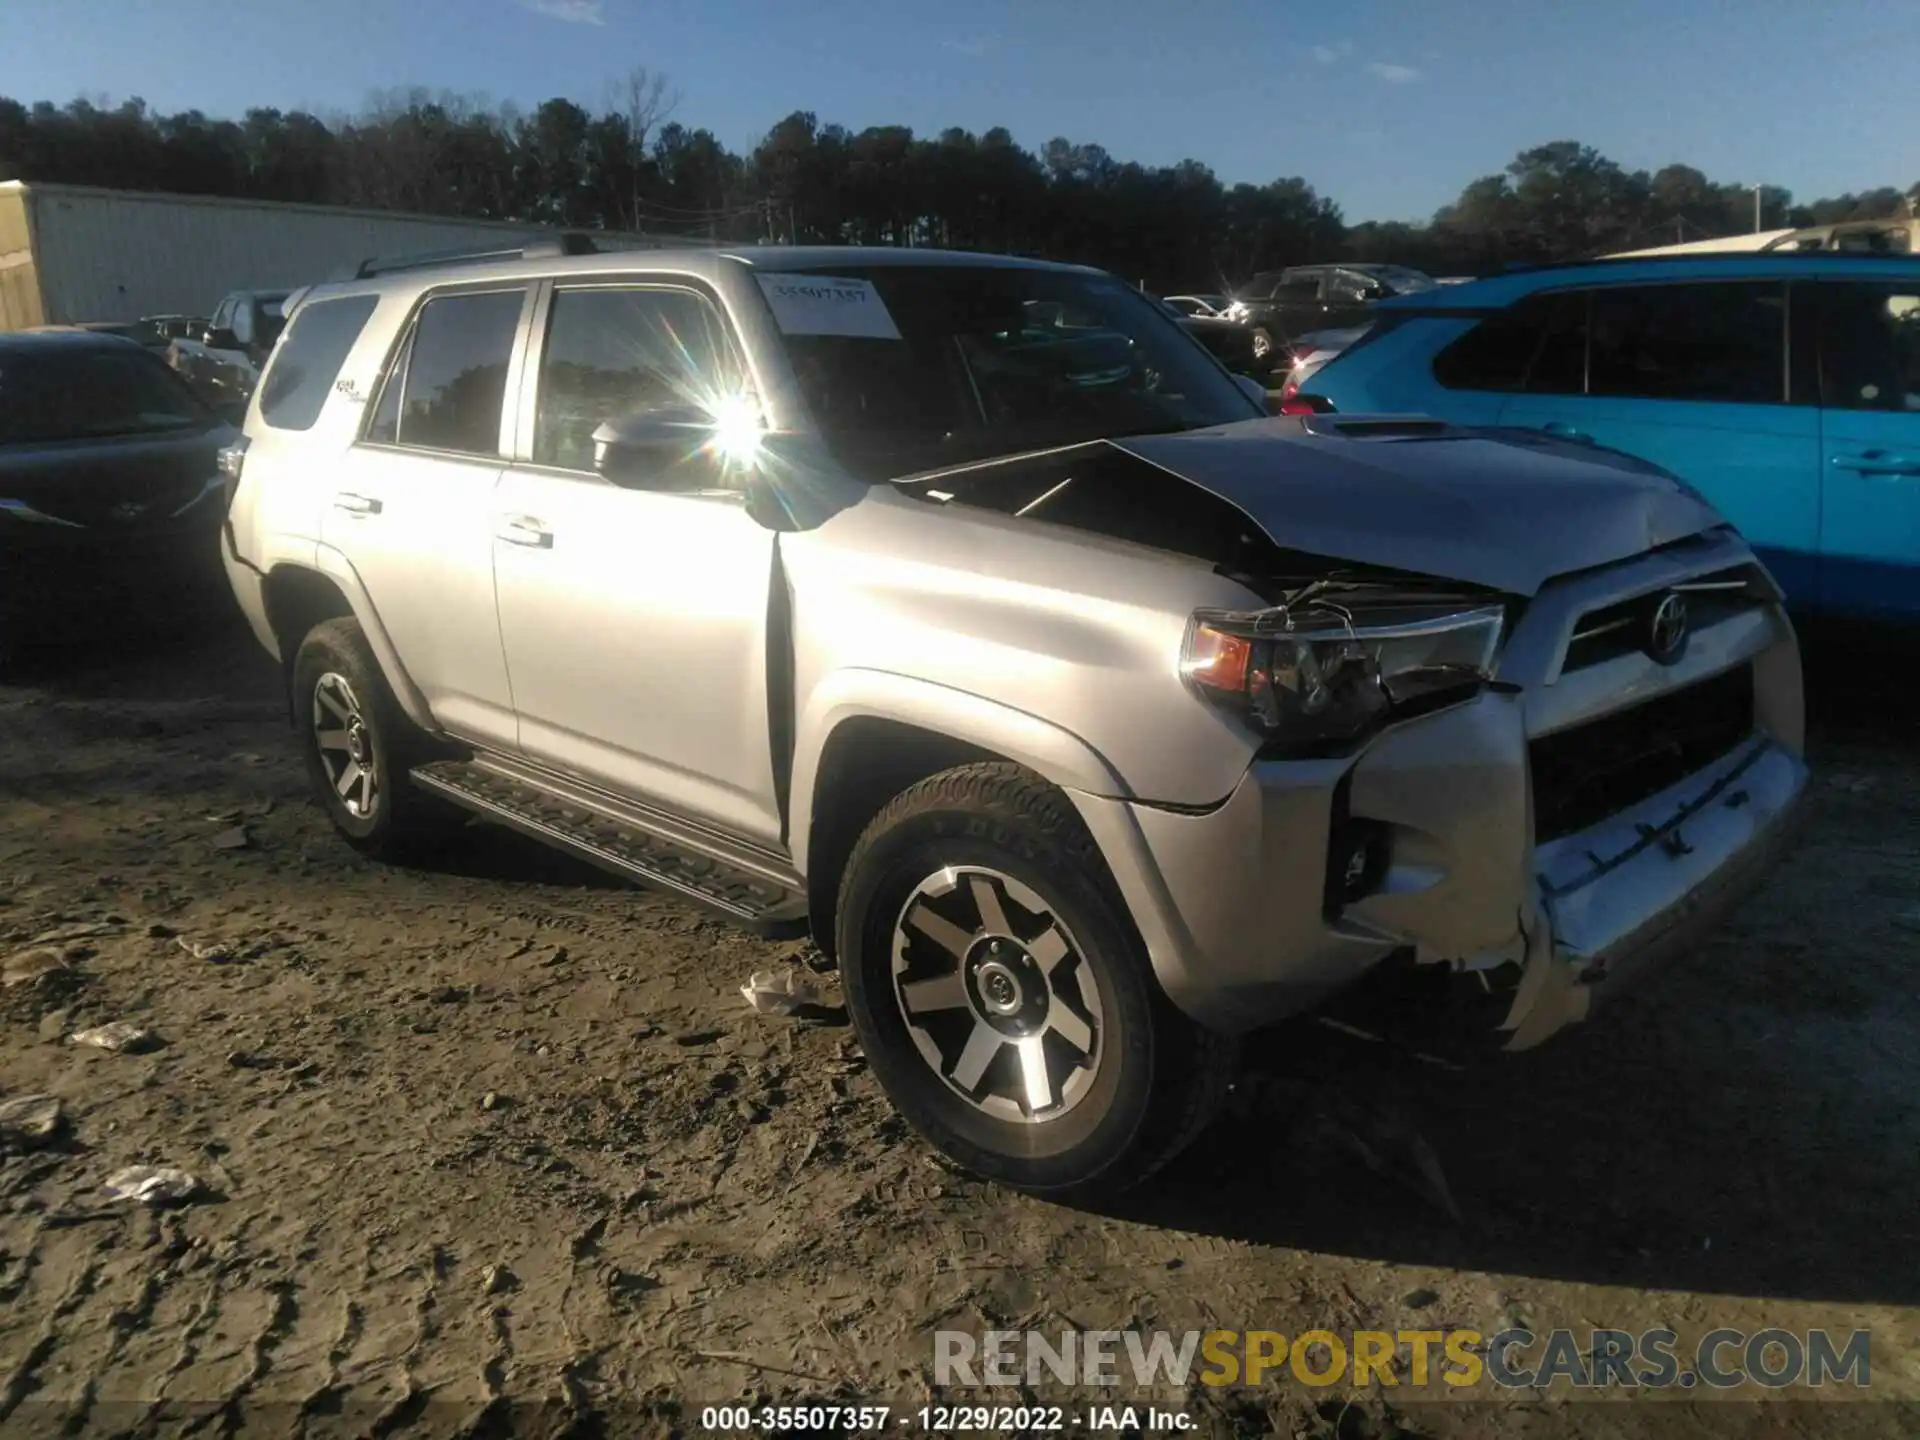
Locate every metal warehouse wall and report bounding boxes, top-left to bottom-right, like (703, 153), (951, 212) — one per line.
(5, 182), (649, 325)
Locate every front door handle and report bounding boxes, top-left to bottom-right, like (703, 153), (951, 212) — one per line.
(495, 515), (553, 548)
(1832, 452), (1920, 476)
(333, 492), (382, 515)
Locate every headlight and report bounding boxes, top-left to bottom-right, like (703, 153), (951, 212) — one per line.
(1180, 596), (1506, 750)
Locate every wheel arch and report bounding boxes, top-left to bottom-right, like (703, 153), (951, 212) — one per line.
(262, 548), (436, 733)
(790, 673), (1131, 958)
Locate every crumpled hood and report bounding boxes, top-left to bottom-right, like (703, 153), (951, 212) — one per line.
(1114, 416), (1728, 596)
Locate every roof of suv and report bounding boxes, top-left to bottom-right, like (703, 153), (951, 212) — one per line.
(1374, 250), (1920, 312)
(305, 244), (1101, 304)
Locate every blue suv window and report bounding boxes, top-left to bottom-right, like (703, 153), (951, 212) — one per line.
(1810, 281), (1920, 412)
(1430, 292), (1580, 392)
(1588, 282), (1785, 404)
(1434, 281), (1789, 404)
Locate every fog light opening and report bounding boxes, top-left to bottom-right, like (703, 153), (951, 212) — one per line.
(1338, 825), (1390, 905)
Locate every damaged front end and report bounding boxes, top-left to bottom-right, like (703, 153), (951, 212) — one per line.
(886, 424), (1808, 1051)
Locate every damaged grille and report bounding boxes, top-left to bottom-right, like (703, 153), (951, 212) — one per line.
(1529, 663), (1755, 843)
(1561, 565), (1766, 673)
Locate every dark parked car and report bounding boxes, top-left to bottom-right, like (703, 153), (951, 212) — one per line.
(1151, 299), (1272, 385)
(32, 315), (205, 352)
(1222, 264), (1436, 362)
(0, 331), (240, 660)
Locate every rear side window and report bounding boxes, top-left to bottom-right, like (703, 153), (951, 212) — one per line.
(368, 288), (525, 456)
(1588, 282), (1785, 404)
(1431, 294), (1561, 391)
(257, 295), (380, 432)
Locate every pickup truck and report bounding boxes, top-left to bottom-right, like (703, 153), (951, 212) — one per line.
(167, 289), (291, 405)
(218, 242), (1810, 1196)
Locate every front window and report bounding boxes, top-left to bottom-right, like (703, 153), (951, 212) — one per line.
(0, 347), (212, 445)
(764, 265), (1262, 482)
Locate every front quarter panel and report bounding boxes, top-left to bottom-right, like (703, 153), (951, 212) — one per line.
(783, 486), (1271, 858)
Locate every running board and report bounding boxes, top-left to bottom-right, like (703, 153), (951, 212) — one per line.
(410, 759), (809, 936)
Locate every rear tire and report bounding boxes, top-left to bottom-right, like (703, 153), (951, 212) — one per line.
(290, 617), (461, 862)
(836, 762), (1235, 1198)
(1250, 326), (1275, 362)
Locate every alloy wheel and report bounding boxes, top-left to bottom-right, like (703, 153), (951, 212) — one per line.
(311, 672), (380, 819)
(890, 866), (1104, 1123)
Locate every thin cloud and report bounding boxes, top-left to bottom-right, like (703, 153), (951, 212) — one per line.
(1366, 61), (1420, 83)
(519, 0), (605, 24)
(1310, 41), (1353, 65)
(941, 35), (996, 57)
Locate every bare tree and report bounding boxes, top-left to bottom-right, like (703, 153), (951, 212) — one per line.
(600, 66), (679, 232)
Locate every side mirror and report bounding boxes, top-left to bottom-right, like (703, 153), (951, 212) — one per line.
(591, 404), (735, 491)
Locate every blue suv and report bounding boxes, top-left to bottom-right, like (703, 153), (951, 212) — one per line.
(1298, 254), (1920, 622)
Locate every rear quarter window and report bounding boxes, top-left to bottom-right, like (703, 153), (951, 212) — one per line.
(257, 295), (381, 432)
(1431, 293), (1568, 392)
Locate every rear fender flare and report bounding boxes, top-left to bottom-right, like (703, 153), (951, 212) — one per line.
(308, 544), (437, 733)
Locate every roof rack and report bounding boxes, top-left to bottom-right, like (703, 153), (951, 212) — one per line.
(351, 230), (607, 280)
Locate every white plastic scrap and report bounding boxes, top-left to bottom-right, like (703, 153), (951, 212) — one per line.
(740, 968), (824, 1016)
(103, 1165), (202, 1206)
(70, 1022), (160, 1054)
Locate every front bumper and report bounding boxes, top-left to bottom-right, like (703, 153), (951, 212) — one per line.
(1069, 532), (1811, 1047)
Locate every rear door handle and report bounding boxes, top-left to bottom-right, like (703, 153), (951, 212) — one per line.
(495, 515), (553, 548)
(333, 492), (382, 515)
(1831, 452), (1920, 476)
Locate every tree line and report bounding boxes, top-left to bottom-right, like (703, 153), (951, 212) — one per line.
(2, 76), (1915, 292)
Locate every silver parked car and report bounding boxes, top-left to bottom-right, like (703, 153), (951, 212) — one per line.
(219, 240), (1809, 1196)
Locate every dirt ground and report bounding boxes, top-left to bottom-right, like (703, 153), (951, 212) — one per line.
(2, 607), (1917, 1439)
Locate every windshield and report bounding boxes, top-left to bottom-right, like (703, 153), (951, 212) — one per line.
(766, 265), (1261, 482)
(0, 346), (213, 445)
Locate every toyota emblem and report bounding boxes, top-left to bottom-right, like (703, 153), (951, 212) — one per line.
(1646, 591), (1688, 663)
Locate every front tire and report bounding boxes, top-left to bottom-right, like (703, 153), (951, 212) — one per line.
(836, 762), (1235, 1197)
(291, 617), (459, 861)
(1249, 326), (1275, 362)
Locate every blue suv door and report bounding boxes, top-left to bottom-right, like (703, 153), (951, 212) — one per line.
(1804, 278), (1920, 619)
(1496, 280), (1823, 600)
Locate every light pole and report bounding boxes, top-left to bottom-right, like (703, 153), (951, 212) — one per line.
(1753, 183), (1764, 233)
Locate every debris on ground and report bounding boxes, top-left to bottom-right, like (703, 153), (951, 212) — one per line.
(101, 1165), (202, 1206)
(69, 1021), (162, 1054)
(210, 826), (251, 851)
(3, 947), (70, 989)
(175, 937), (234, 962)
(740, 968), (827, 1016)
(0, 1094), (65, 1150)
(482, 1263), (519, 1295)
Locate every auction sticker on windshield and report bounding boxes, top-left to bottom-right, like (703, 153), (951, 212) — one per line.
(754, 273), (902, 339)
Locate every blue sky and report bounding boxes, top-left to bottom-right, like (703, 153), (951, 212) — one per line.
(3, 0), (1913, 221)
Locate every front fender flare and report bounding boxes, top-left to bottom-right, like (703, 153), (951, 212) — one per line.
(787, 668), (1131, 876)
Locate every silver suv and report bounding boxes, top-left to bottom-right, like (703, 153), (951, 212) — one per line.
(220, 241), (1810, 1195)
